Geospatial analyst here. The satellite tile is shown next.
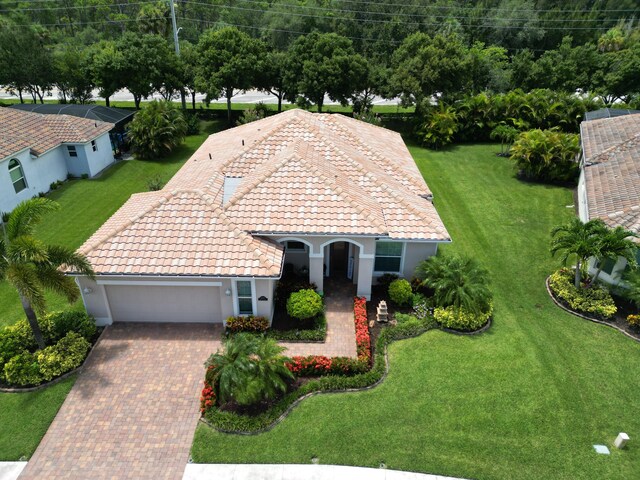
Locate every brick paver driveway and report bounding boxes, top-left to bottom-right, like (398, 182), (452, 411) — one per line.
(20, 323), (222, 480)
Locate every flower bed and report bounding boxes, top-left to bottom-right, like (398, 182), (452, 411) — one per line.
(225, 315), (269, 334)
(548, 269), (617, 319)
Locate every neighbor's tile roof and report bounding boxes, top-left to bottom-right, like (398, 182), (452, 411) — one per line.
(582, 113), (640, 237)
(581, 114), (640, 162)
(78, 109), (449, 277)
(0, 107), (113, 160)
(77, 190), (283, 277)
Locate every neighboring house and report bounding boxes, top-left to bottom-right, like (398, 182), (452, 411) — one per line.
(577, 110), (640, 284)
(9, 103), (135, 153)
(71, 109), (450, 326)
(0, 108), (115, 214)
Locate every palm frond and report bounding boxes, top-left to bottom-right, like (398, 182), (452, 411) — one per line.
(5, 263), (46, 314)
(37, 266), (81, 303)
(44, 245), (96, 278)
(7, 235), (49, 264)
(5, 198), (59, 240)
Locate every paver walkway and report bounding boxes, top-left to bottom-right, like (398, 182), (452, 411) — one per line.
(279, 278), (357, 358)
(19, 323), (222, 480)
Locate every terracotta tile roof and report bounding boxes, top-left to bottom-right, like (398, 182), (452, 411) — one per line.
(77, 190), (283, 277)
(0, 107), (113, 160)
(582, 115), (640, 238)
(78, 109), (449, 277)
(581, 114), (640, 162)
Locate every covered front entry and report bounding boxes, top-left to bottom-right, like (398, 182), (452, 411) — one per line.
(105, 285), (222, 323)
(326, 241), (357, 281)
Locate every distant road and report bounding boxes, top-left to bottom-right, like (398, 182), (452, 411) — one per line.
(0, 87), (401, 107)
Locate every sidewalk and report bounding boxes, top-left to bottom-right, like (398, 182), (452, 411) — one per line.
(183, 464), (469, 480)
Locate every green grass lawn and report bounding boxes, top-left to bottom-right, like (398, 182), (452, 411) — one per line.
(191, 144), (640, 479)
(0, 121), (222, 461)
(0, 376), (75, 461)
(0, 120), (225, 328)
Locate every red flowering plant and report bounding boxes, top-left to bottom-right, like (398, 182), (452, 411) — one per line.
(200, 365), (217, 414)
(285, 297), (372, 377)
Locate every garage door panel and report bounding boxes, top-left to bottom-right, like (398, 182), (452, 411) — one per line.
(106, 285), (221, 323)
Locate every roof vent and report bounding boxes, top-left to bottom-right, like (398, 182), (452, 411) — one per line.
(223, 176), (243, 204)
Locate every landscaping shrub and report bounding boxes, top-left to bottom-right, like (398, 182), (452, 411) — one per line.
(146, 174), (164, 191)
(3, 352), (42, 386)
(36, 332), (90, 381)
(225, 316), (269, 334)
(127, 100), (187, 159)
(266, 314), (326, 342)
(200, 379), (216, 414)
(548, 269), (617, 319)
(353, 296), (371, 363)
(388, 279), (413, 306)
(627, 314), (640, 329)
(44, 311), (96, 343)
(434, 304), (493, 332)
(376, 273), (399, 289)
(287, 289), (323, 321)
(183, 112), (201, 135)
(274, 278), (317, 306)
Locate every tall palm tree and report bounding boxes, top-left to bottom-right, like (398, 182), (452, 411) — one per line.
(592, 227), (638, 282)
(550, 218), (607, 288)
(415, 254), (492, 314)
(0, 198), (95, 349)
(206, 333), (293, 406)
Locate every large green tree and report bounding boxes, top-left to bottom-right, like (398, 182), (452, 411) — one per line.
(0, 199), (95, 349)
(284, 32), (368, 112)
(196, 27), (265, 123)
(256, 50), (289, 113)
(127, 100), (187, 159)
(88, 40), (124, 108)
(53, 45), (94, 104)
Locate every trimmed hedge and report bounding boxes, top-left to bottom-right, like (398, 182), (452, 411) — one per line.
(286, 289), (323, 320)
(434, 304), (493, 332)
(548, 269), (617, 319)
(389, 279), (413, 306)
(202, 314), (436, 433)
(226, 316), (269, 334)
(266, 314), (326, 342)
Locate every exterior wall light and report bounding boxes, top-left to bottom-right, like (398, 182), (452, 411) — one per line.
(225, 288), (232, 296)
(83, 287), (93, 294)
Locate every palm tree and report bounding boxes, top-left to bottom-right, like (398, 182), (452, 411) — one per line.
(415, 254), (492, 314)
(205, 333), (293, 406)
(592, 227), (638, 282)
(0, 198), (95, 349)
(621, 268), (640, 310)
(127, 100), (187, 159)
(550, 218), (608, 288)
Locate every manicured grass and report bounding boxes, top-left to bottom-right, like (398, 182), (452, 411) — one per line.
(191, 144), (640, 479)
(0, 376), (75, 460)
(0, 120), (225, 328)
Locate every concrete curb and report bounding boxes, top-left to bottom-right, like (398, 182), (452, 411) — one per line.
(183, 463), (470, 480)
(545, 276), (640, 344)
(0, 462), (27, 480)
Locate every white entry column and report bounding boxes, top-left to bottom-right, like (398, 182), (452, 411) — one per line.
(356, 254), (374, 300)
(309, 253), (324, 293)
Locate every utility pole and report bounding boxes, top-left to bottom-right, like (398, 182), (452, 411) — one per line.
(168, 0), (187, 109)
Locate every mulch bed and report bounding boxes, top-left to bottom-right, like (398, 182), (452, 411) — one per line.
(367, 285), (412, 356)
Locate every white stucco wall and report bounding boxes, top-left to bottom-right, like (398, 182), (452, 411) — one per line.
(577, 168), (589, 222)
(0, 148), (68, 213)
(84, 133), (115, 177)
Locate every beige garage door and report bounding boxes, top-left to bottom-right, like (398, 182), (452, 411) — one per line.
(105, 285), (222, 323)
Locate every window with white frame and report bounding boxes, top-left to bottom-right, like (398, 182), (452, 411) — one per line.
(91, 140), (98, 152)
(67, 145), (77, 157)
(236, 281), (253, 315)
(8, 158), (27, 193)
(374, 241), (403, 272)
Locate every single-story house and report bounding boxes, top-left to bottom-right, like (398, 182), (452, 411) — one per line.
(9, 103), (135, 154)
(577, 110), (640, 284)
(0, 107), (115, 214)
(71, 109), (450, 326)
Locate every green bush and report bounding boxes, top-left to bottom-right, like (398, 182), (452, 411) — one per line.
(266, 314), (326, 342)
(183, 112), (201, 135)
(627, 314), (640, 328)
(388, 279), (413, 306)
(548, 269), (617, 319)
(434, 304), (493, 332)
(274, 278), (317, 306)
(226, 316), (269, 334)
(376, 273), (399, 289)
(44, 311), (96, 343)
(286, 289), (323, 320)
(3, 351), (42, 386)
(36, 332), (90, 381)
(127, 100), (187, 159)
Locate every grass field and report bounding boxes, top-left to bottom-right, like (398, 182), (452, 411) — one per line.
(191, 144), (640, 479)
(0, 120), (224, 328)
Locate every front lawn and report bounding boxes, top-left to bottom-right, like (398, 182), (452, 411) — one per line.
(0, 120), (225, 328)
(191, 144), (640, 479)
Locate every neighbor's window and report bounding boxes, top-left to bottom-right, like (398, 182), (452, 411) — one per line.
(285, 241), (306, 252)
(8, 158), (27, 193)
(91, 140), (98, 152)
(67, 145), (77, 157)
(236, 281), (253, 315)
(374, 241), (403, 272)
(597, 257), (617, 276)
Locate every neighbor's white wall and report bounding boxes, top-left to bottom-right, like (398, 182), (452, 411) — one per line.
(586, 256), (628, 286)
(0, 147), (68, 213)
(577, 169), (589, 222)
(85, 133), (115, 177)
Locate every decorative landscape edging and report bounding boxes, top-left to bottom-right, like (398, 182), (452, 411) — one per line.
(441, 317), (493, 336)
(0, 328), (106, 393)
(545, 276), (640, 344)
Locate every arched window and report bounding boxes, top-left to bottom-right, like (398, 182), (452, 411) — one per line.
(8, 158), (27, 193)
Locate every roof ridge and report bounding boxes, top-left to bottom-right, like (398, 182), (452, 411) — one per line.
(369, 171), (437, 223)
(588, 131), (640, 165)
